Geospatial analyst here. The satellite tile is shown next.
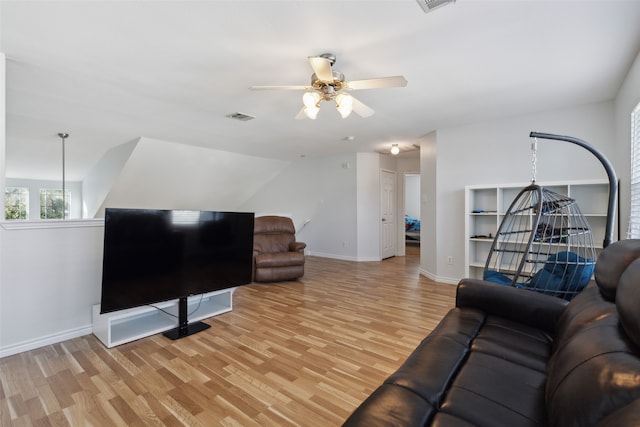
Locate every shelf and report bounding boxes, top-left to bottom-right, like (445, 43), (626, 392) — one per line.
(465, 179), (616, 279)
(92, 288), (235, 348)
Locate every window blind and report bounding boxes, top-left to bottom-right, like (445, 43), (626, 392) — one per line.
(629, 102), (640, 238)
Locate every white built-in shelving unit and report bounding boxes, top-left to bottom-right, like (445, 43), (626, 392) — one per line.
(465, 179), (615, 280)
(92, 288), (235, 348)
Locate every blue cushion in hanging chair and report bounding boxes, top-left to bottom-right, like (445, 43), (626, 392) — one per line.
(527, 251), (594, 298)
(483, 269), (514, 285)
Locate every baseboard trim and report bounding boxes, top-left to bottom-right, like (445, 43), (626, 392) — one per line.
(307, 252), (380, 262)
(0, 325), (92, 358)
(419, 268), (458, 285)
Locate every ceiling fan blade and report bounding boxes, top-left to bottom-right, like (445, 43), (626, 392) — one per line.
(351, 96), (375, 118)
(250, 85), (312, 91)
(308, 56), (334, 83)
(345, 76), (408, 90)
(295, 107), (308, 120)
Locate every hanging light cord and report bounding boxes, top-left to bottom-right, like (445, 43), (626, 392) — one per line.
(531, 137), (538, 183)
(57, 133), (69, 219)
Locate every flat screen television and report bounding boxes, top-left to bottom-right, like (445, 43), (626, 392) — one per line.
(100, 208), (254, 339)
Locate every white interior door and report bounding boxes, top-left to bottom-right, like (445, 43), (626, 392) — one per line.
(381, 170), (396, 259)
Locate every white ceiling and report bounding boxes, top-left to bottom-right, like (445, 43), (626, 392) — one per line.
(2, 0), (640, 181)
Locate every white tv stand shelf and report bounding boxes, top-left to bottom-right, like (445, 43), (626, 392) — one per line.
(92, 288), (235, 348)
(464, 179), (617, 280)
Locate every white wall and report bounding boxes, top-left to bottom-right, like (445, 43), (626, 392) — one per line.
(240, 152), (391, 262)
(96, 137), (290, 216)
(0, 220), (104, 357)
(241, 153), (361, 260)
(425, 101), (616, 283)
(82, 138), (139, 218)
(420, 131), (438, 280)
(615, 50), (640, 237)
(1, 53), (5, 216)
(357, 153), (381, 261)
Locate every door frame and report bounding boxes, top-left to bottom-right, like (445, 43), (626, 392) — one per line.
(380, 169), (397, 259)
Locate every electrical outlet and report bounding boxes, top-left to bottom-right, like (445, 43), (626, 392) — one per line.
(447, 256), (453, 265)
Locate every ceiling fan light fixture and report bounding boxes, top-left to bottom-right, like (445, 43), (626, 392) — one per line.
(335, 93), (353, 119)
(302, 91), (322, 119)
(303, 105), (320, 120)
(391, 144), (400, 155)
(303, 91), (321, 108)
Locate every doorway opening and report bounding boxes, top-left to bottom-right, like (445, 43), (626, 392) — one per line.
(405, 173), (420, 252)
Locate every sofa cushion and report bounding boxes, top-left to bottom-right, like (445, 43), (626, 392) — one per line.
(383, 308), (484, 406)
(343, 306), (554, 427)
(616, 258), (640, 349)
(596, 399), (640, 426)
(254, 233), (295, 254)
(551, 286), (617, 353)
(435, 314), (552, 427)
(470, 315), (552, 373)
(594, 239), (640, 301)
(254, 265), (304, 282)
(546, 287), (640, 426)
(343, 383), (435, 427)
(440, 351), (547, 427)
(254, 252), (305, 268)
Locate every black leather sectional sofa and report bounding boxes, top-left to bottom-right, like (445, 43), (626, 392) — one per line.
(343, 239), (640, 426)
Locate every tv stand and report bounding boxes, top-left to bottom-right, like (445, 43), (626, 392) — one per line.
(162, 296), (211, 340)
(163, 320), (210, 340)
(92, 288), (235, 348)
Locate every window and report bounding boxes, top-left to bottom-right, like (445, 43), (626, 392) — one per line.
(40, 188), (70, 219)
(629, 102), (640, 238)
(4, 187), (29, 220)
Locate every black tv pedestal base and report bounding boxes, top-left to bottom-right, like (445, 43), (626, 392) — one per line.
(163, 320), (210, 340)
(163, 296), (211, 340)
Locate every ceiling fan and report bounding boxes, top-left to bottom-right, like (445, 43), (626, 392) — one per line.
(249, 53), (407, 120)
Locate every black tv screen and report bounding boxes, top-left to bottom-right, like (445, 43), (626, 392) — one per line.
(100, 208), (254, 314)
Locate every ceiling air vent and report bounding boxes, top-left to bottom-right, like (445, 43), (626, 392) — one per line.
(226, 112), (255, 122)
(416, 0), (455, 13)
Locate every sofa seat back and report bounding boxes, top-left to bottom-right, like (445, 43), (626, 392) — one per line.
(253, 216), (298, 254)
(545, 240), (640, 427)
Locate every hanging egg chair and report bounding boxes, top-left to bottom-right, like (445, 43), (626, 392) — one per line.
(482, 132), (618, 301)
(483, 184), (596, 300)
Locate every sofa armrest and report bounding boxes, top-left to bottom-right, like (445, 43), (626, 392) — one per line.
(456, 278), (568, 333)
(290, 242), (306, 253)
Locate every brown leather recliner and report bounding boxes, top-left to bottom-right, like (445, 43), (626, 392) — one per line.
(253, 216), (306, 282)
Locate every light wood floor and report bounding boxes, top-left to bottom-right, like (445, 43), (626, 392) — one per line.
(0, 246), (456, 426)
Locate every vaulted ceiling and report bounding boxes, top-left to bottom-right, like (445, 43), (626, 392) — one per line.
(2, 0), (640, 181)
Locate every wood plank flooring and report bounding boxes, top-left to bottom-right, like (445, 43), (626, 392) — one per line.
(0, 246), (456, 426)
